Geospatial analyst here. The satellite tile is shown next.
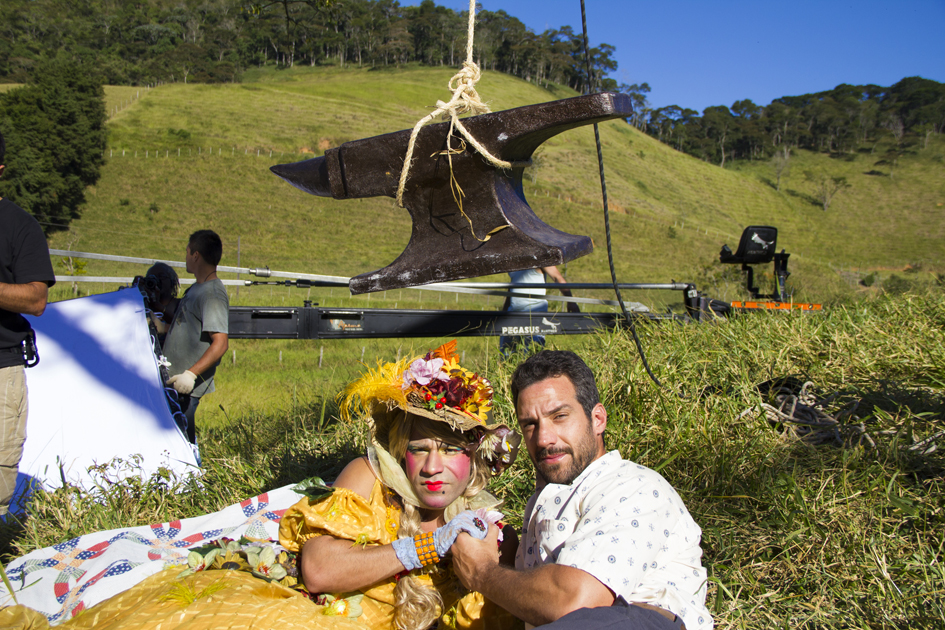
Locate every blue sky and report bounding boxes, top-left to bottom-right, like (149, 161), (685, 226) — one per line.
(409, 0), (945, 113)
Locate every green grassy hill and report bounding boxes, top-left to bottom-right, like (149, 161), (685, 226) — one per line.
(48, 66), (945, 312)
(34, 65), (942, 425)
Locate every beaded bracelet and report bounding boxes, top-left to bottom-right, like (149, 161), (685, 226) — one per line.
(414, 531), (440, 567)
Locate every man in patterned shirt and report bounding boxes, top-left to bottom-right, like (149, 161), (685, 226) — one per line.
(453, 350), (712, 629)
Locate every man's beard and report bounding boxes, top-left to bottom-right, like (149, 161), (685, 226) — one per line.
(535, 438), (598, 486)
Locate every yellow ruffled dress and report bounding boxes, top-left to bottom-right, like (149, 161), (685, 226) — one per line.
(0, 481), (521, 630)
(279, 479), (522, 630)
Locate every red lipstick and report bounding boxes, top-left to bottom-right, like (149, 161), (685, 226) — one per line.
(424, 481), (444, 492)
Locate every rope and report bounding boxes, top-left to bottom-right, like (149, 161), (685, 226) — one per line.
(395, 0), (528, 227)
(578, 0), (671, 394)
(739, 381), (875, 447)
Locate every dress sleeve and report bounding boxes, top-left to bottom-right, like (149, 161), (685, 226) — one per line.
(278, 483), (399, 553)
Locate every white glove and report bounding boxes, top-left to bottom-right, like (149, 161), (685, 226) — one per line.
(391, 511), (489, 571)
(167, 370), (197, 395)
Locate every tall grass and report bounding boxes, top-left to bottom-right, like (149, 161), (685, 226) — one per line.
(5, 289), (943, 628)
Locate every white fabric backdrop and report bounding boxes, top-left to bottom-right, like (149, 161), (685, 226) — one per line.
(13, 289), (199, 508)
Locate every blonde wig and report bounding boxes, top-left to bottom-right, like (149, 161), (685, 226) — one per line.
(385, 414), (492, 630)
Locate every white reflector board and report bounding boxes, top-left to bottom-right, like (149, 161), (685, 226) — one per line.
(13, 289), (199, 509)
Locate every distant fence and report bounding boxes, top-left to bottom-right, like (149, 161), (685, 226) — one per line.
(105, 147), (294, 159)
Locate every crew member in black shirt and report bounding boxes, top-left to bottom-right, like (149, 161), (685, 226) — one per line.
(0, 130), (56, 515)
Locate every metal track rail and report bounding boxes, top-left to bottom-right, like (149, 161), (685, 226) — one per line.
(228, 306), (679, 340)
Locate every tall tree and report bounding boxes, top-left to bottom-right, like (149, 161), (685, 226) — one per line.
(0, 57), (107, 231)
(619, 82), (650, 130)
(702, 105), (735, 167)
(806, 171), (849, 211)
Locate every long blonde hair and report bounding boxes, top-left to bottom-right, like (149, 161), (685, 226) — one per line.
(385, 415), (491, 630)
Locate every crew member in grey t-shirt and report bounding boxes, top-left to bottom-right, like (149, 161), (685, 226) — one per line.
(164, 230), (229, 445)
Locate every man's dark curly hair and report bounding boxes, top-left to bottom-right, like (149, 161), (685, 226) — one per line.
(510, 350), (600, 420)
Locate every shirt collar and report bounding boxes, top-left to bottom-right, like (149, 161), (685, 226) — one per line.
(541, 449), (621, 493)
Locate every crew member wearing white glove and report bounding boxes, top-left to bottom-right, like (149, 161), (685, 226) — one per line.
(163, 230), (229, 445)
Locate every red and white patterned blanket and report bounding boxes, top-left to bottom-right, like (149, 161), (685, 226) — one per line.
(0, 484), (302, 625)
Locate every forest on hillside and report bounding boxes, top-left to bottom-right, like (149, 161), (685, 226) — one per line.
(2, 0), (943, 170)
(0, 0), (618, 94)
(634, 78), (945, 167)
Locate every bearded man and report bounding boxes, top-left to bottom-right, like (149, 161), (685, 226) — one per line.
(453, 350), (712, 629)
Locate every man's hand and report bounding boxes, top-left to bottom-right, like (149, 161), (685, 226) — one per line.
(167, 370), (197, 395)
(451, 524), (500, 592)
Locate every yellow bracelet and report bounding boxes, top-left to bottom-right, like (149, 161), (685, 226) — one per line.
(414, 531), (439, 567)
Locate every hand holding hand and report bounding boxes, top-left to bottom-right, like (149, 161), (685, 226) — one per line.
(451, 524), (501, 591)
(167, 370), (197, 395)
(392, 511), (490, 571)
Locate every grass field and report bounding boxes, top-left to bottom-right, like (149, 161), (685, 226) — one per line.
(48, 66), (945, 302)
(6, 290), (944, 629)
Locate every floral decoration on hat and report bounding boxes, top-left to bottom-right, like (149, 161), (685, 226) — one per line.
(340, 340), (519, 476)
(401, 340), (493, 422)
(341, 340), (493, 428)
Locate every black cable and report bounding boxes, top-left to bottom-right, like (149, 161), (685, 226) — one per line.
(579, 0), (668, 392)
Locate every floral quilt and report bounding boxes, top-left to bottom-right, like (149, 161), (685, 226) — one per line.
(0, 484), (304, 625)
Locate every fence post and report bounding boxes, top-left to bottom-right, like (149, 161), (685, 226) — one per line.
(236, 236), (241, 298)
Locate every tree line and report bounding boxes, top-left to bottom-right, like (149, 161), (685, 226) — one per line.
(0, 0), (618, 94)
(631, 78), (945, 166)
(3, 0), (941, 199)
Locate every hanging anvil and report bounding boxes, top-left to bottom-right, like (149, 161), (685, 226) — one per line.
(271, 92), (632, 294)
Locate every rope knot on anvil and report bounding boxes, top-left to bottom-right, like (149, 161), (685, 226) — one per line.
(395, 2), (530, 215)
(447, 61), (486, 112)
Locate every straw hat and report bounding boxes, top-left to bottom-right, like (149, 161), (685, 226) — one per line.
(341, 340), (520, 476)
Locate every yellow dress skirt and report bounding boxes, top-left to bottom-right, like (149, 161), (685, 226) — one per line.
(0, 481), (521, 630)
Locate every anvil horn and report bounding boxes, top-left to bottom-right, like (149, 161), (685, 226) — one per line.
(271, 92), (632, 294)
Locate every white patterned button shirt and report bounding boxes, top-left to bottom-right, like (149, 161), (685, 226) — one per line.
(515, 451), (712, 630)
